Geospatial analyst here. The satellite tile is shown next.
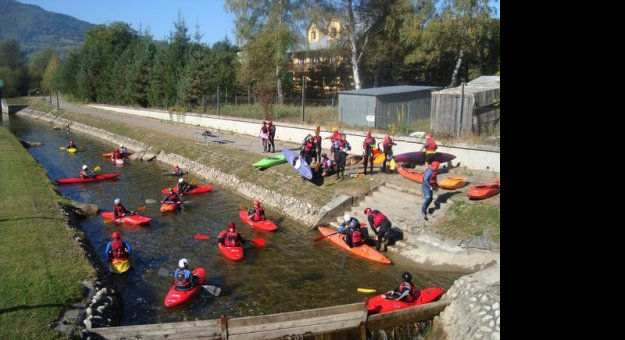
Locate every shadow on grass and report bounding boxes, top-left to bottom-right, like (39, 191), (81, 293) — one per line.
(0, 303), (67, 315)
(430, 191), (463, 214)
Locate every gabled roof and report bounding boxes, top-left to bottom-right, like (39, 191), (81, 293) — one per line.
(339, 85), (440, 97)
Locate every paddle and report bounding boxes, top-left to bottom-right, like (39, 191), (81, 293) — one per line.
(103, 218), (116, 225)
(104, 207), (146, 224)
(145, 199), (158, 204)
(357, 288), (377, 293)
(156, 269), (222, 296)
(93, 166), (101, 172)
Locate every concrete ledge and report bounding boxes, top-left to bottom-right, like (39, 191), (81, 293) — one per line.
(310, 194), (353, 229)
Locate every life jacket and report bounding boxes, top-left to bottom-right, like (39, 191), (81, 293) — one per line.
(164, 193), (179, 203)
(398, 282), (419, 302)
(338, 140), (350, 152)
(322, 158), (333, 169)
(425, 139), (438, 153)
(330, 132), (341, 143)
(363, 137), (376, 150)
(173, 168), (183, 176)
(372, 210), (387, 226)
(177, 182), (188, 194)
(111, 239), (126, 259)
(313, 135), (322, 146)
(303, 140), (314, 152)
(114, 204), (127, 217)
(174, 269), (191, 288)
(428, 170), (438, 188)
(252, 208), (265, 221)
(112, 150), (121, 160)
(224, 231), (241, 247)
(351, 227), (363, 246)
(80, 170), (89, 178)
(383, 136), (394, 148)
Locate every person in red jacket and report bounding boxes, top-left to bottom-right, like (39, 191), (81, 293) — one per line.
(379, 133), (397, 173)
(217, 223), (246, 247)
(105, 231), (132, 260)
(382, 272), (420, 302)
(113, 198), (133, 218)
(364, 207), (392, 252)
(362, 130), (376, 175)
(247, 200), (266, 221)
(420, 133), (438, 169)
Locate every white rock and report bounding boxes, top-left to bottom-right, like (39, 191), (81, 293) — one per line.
(491, 331), (500, 340)
(479, 325), (492, 333)
(482, 314), (493, 322)
(492, 302), (499, 310)
(480, 295), (489, 303)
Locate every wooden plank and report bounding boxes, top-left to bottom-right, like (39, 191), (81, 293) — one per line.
(229, 317), (363, 340)
(366, 300), (450, 331)
(92, 319), (220, 333)
(228, 311), (363, 336)
(91, 326), (222, 339)
(227, 302), (363, 328)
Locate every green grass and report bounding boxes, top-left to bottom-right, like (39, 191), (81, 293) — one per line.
(0, 127), (96, 340)
(432, 195), (500, 243)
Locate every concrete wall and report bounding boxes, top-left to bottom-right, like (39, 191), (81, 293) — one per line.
(88, 104), (500, 171)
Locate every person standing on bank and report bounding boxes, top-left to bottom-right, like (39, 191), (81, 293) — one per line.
(364, 208), (392, 252)
(260, 121), (269, 153)
(420, 133), (438, 169)
(267, 120), (276, 153)
(379, 133), (397, 173)
(362, 130), (376, 175)
(421, 161), (440, 220)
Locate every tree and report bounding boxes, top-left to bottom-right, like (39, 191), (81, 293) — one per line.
(41, 53), (60, 95)
(28, 47), (56, 92)
(0, 38), (28, 97)
(177, 27), (211, 109)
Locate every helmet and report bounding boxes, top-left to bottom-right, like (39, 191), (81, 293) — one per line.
(366, 130), (371, 136)
(322, 153), (328, 158)
(425, 133), (432, 139)
(178, 258), (188, 269)
(267, 120), (273, 125)
(228, 222), (236, 230)
(402, 272), (413, 283)
(120, 145), (124, 148)
(175, 164), (179, 168)
(178, 178), (184, 183)
(364, 208), (372, 215)
(82, 165), (88, 170)
(254, 199), (261, 207)
(112, 231), (120, 239)
(332, 127), (338, 132)
(431, 161), (440, 169)
(343, 213), (351, 222)
(114, 198), (121, 205)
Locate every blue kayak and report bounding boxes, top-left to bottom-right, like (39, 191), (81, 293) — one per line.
(282, 149), (313, 180)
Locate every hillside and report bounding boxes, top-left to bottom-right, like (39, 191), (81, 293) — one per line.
(0, 0), (93, 56)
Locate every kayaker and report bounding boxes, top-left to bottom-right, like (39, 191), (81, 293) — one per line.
(267, 120), (276, 153)
(217, 223), (246, 247)
(173, 258), (198, 291)
(362, 130), (376, 175)
(364, 208), (393, 252)
(421, 161), (440, 221)
(105, 231), (132, 260)
(300, 134), (315, 165)
(177, 178), (196, 196)
(161, 188), (181, 204)
(420, 133), (438, 169)
(79, 165), (94, 179)
(379, 133), (397, 173)
(260, 122), (270, 153)
(313, 131), (322, 163)
(119, 145), (129, 158)
(325, 127), (341, 158)
(335, 134), (351, 179)
(338, 214), (364, 248)
(67, 139), (77, 149)
(111, 148), (121, 161)
(320, 154), (334, 177)
(247, 200), (266, 222)
(382, 272), (420, 302)
(113, 198), (133, 218)
(173, 165), (184, 176)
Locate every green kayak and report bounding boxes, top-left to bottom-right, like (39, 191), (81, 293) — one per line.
(253, 154), (287, 168)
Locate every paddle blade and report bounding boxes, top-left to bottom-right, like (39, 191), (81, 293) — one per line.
(194, 234), (210, 240)
(145, 199), (158, 204)
(251, 238), (266, 246)
(203, 285), (222, 296)
(59, 147), (66, 150)
(103, 218), (116, 225)
(93, 166), (101, 172)
(357, 288), (376, 293)
(135, 206), (147, 212)
(158, 268), (172, 277)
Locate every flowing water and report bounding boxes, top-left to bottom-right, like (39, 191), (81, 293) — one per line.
(7, 116), (461, 325)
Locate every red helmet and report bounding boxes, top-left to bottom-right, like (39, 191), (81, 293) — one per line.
(425, 133), (432, 139)
(267, 120), (273, 125)
(366, 130), (371, 136)
(254, 199), (261, 207)
(112, 231), (120, 239)
(228, 222), (236, 230)
(364, 208), (372, 215)
(431, 161), (440, 169)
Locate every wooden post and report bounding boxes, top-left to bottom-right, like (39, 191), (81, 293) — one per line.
(56, 90), (60, 110)
(360, 297), (369, 340)
(220, 314), (228, 339)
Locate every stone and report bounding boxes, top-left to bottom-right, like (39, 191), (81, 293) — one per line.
(460, 234), (493, 250)
(482, 314), (493, 322)
(480, 294), (489, 303)
(491, 331), (500, 340)
(492, 302), (499, 310)
(479, 325), (492, 333)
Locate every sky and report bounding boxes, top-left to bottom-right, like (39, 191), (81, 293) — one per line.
(17, 0), (237, 46)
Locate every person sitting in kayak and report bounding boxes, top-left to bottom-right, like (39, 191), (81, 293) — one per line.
(247, 199), (266, 222)
(320, 154), (334, 177)
(173, 258), (198, 291)
(119, 145), (129, 159)
(105, 231), (132, 260)
(177, 178), (197, 196)
(217, 223), (246, 247)
(161, 188), (181, 204)
(382, 272), (420, 302)
(173, 165), (184, 176)
(67, 139), (77, 149)
(364, 208), (392, 252)
(338, 214), (365, 248)
(79, 165), (95, 179)
(111, 148), (121, 161)
(113, 198), (133, 218)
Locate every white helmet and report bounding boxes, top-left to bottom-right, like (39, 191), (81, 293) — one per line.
(120, 144), (124, 148)
(114, 198), (121, 205)
(344, 213), (351, 222)
(82, 165), (88, 170)
(178, 178), (184, 183)
(178, 258), (188, 269)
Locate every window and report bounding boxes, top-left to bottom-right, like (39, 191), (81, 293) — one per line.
(330, 27), (337, 38)
(311, 30), (317, 41)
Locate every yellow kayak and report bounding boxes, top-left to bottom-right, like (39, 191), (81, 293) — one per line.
(67, 148), (77, 153)
(109, 258), (131, 274)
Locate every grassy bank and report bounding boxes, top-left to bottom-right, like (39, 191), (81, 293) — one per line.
(432, 195), (501, 243)
(0, 127), (95, 340)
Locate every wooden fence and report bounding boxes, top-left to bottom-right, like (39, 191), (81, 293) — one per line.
(89, 300), (449, 340)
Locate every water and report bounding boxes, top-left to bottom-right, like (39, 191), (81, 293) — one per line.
(7, 116), (461, 325)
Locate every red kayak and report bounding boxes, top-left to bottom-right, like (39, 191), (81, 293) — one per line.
(238, 210), (278, 231)
(218, 243), (244, 261)
(160, 202), (181, 212)
(101, 212), (151, 225)
(467, 179), (500, 200)
(367, 287), (445, 315)
(56, 173), (120, 184)
(160, 185), (213, 195)
(163, 267), (207, 307)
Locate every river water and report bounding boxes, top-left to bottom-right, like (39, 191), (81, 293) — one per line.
(7, 116), (461, 326)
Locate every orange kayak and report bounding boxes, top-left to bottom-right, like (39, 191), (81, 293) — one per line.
(439, 177), (468, 190)
(467, 179), (500, 200)
(102, 152), (133, 158)
(317, 227), (391, 265)
(160, 203), (181, 212)
(396, 166), (424, 183)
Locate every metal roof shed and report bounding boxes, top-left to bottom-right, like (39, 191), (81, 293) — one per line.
(338, 85), (440, 130)
(431, 76), (500, 135)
